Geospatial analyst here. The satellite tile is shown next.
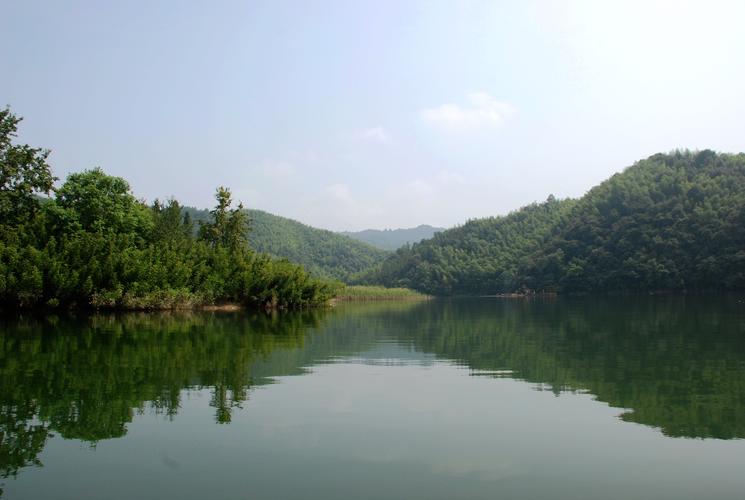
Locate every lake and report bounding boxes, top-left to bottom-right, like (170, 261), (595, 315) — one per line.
(2, 295), (745, 499)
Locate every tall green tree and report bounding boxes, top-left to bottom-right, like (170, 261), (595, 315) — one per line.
(0, 108), (56, 227)
(150, 198), (192, 245)
(198, 187), (251, 252)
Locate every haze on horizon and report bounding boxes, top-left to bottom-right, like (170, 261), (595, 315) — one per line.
(2, 0), (744, 231)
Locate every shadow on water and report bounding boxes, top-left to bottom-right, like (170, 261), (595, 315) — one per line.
(1, 294), (745, 491)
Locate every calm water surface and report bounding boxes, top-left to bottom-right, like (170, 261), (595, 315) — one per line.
(2, 296), (745, 499)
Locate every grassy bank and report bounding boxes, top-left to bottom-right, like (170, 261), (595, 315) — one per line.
(334, 285), (430, 302)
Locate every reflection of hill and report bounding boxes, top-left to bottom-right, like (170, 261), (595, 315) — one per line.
(389, 296), (745, 440)
(2, 296), (744, 485)
(287, 296), (745, 440)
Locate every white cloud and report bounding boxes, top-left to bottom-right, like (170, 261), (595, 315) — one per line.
(421, 92), (515, 132)
(359, 126), (392, 144)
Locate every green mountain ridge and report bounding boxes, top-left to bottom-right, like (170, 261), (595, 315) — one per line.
(366, 196), (576, 294)
(182, 207), (389, 282)
(367, 150), (745, 294)
(340, 224), (446, 251)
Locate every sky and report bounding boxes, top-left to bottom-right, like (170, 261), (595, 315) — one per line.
(3, 0), (745, 231)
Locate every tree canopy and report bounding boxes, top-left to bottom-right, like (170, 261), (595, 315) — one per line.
(55, 168), (152, 236)
(0, 108), (55, 226)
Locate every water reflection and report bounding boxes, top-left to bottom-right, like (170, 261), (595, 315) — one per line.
(0, 310), (325, 482)
(1, 295), (744, 491)
(388, 295), (745, 439)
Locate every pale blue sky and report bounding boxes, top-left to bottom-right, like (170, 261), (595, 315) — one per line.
(3, 0), (745, 230)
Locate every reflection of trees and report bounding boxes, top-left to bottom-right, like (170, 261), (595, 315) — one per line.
(2, 296), (744, 489)
(0, 310), (325, 479)
(391, 295), (745, 439)
(0, 402), (48, 480)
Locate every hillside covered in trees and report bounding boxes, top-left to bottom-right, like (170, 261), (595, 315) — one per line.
(340, 225), (445, 251)
(183, 207), (389, 282)
(367, 151), (745, 295)
(364, 196), (575, 295)
(0, 109), (336, 310)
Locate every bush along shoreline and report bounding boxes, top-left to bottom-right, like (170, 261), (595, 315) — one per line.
(333, 285), (430, 302)
(0, 108), (339, 311)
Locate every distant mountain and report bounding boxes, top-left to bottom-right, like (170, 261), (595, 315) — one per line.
(183, 207), (388, 282)
(340, 225), (445, 251)
(368, 150), (745, 294)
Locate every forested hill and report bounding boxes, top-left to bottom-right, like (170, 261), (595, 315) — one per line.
(368, 150), (745, 295)
(366, 196), (576, 295)
(183, 207), (389, 282)
(523, 150), (745, 292)
(340, 225), (445, 251)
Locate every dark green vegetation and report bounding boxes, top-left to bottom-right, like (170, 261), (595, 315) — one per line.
(0, 109), (336, 310)
(369, 151), (745, 294)
(2, 296), (744, 489)
(340, 224), (445, 251)
(184, 207), (388, 282)
(366, 196), (576, 295)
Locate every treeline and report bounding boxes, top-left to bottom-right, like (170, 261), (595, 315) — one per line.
(183, 206), (389, 282)
(0, 109), (337, 309)
(366, 150), (745, 294)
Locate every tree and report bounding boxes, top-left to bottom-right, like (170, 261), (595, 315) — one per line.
(0, 107), (56, 226)
(150, 198), (192, 245)
(198, 186), (251, 251)
(55, 168), (152, 236)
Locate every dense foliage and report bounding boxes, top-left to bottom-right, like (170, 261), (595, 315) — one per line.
(184, 206), (389, 282)
(369, 151), (745, 294)
(522, 150), (745, 291)
(341, 224), (445, 251)
(366, 196), (575, 294)
(0, 109), (336, 310)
